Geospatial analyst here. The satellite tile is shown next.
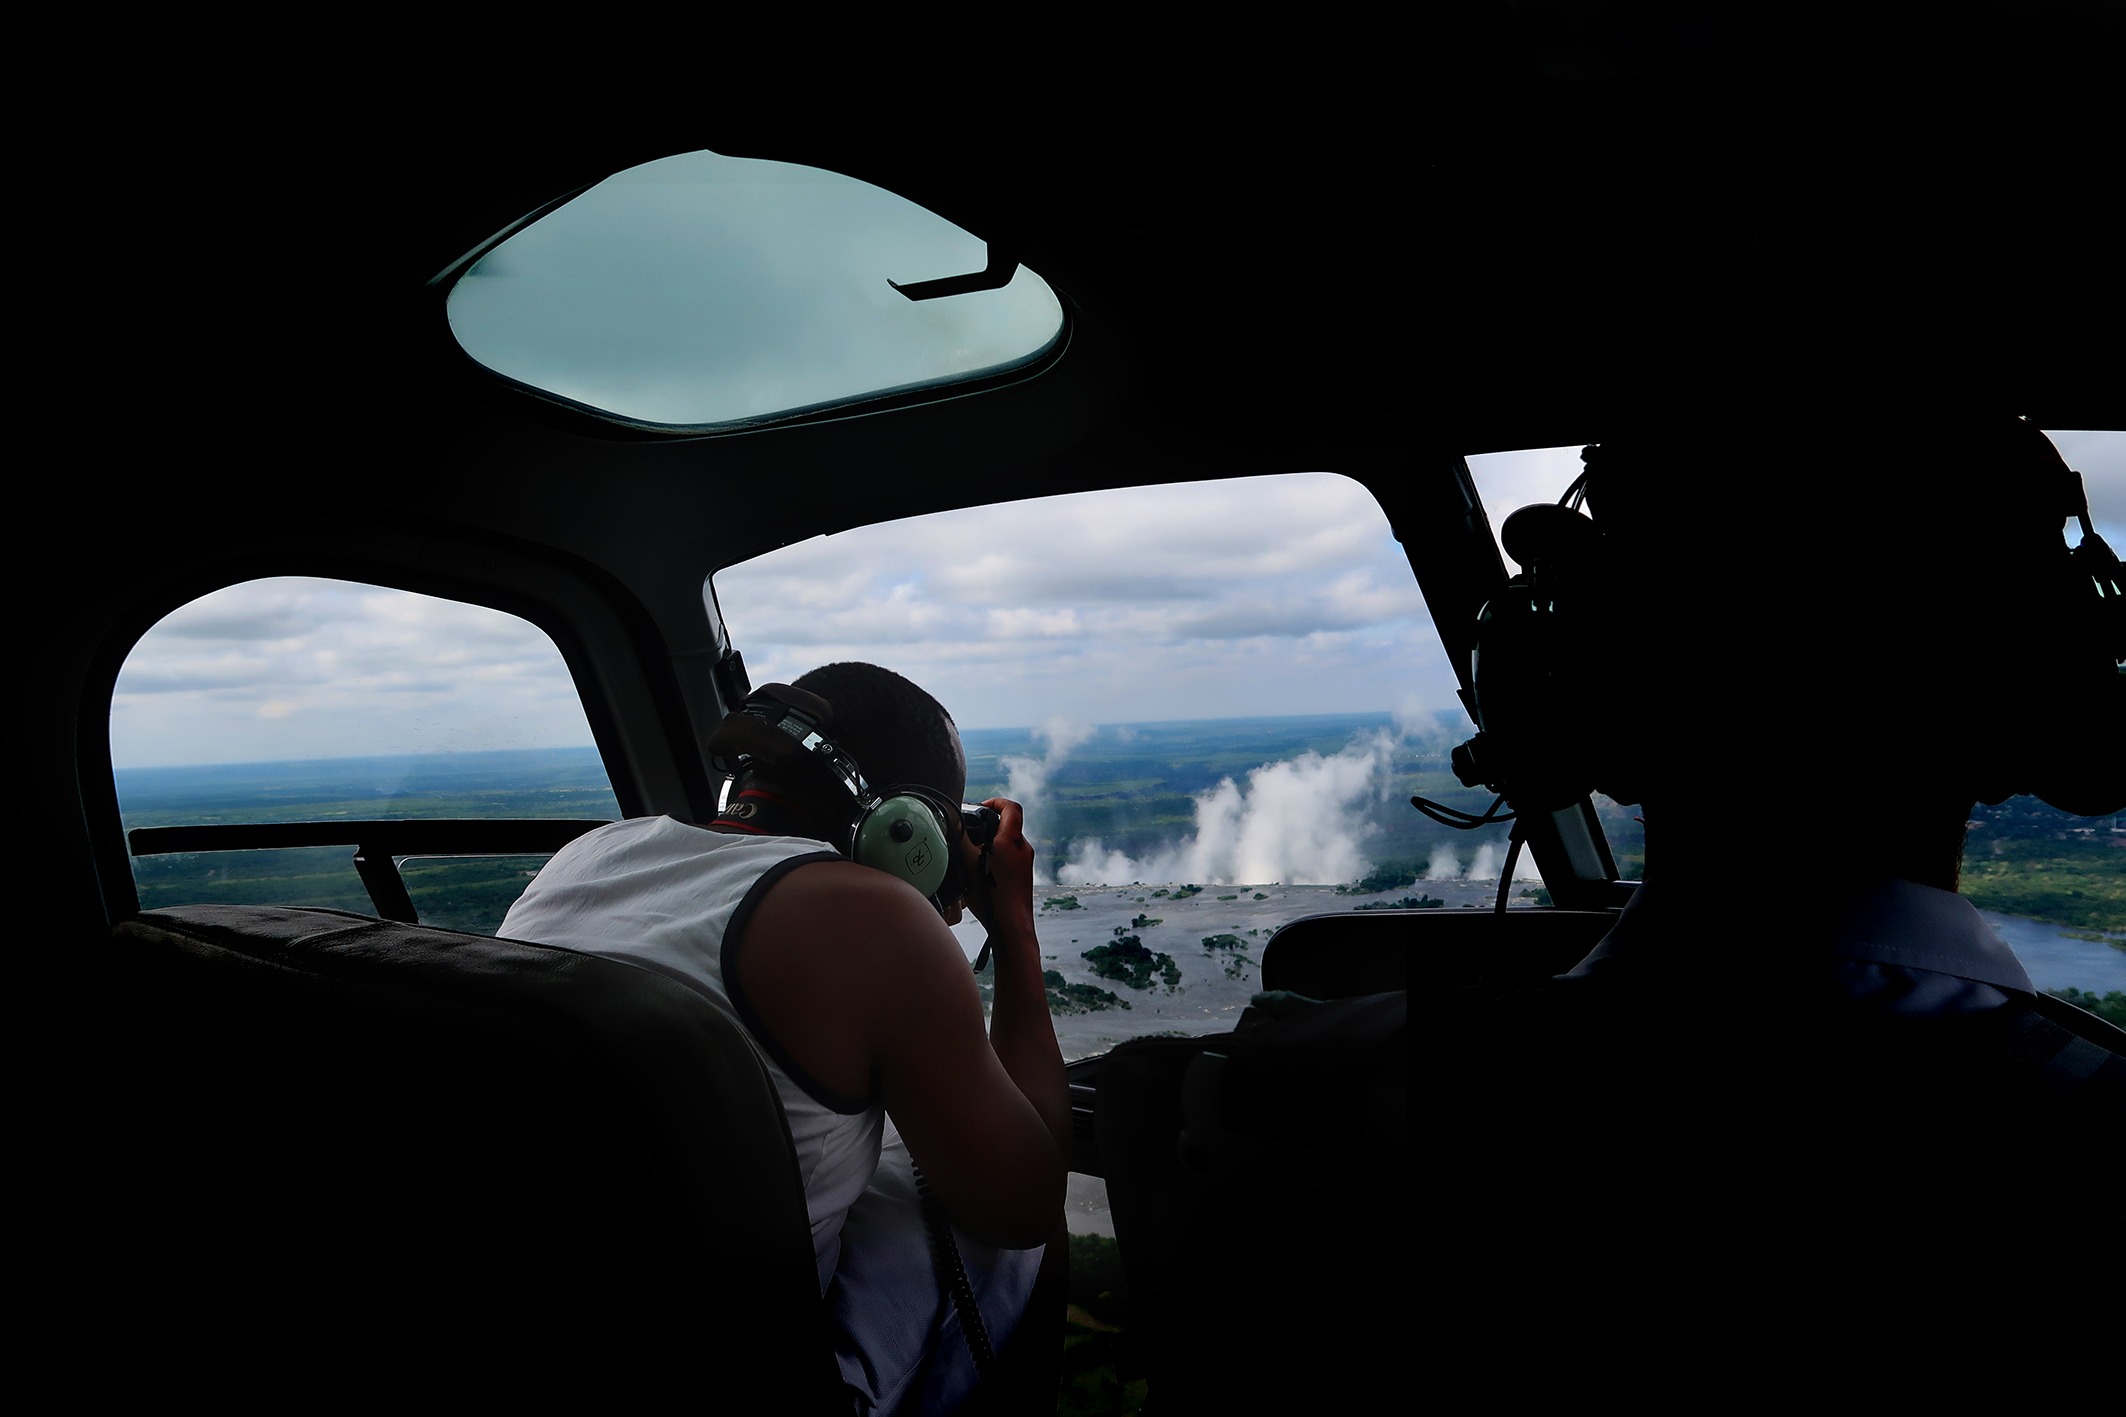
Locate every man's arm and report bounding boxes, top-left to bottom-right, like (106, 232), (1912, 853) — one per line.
(868, 798), (1065, 1247)
(735, 802), (1065, 1249)
(959, 799), (1071, 1172)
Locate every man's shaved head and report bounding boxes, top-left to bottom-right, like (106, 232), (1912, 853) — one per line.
(793, 662), (966, 800)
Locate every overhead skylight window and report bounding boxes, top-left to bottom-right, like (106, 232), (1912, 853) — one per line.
(445, 151), (1065, 427)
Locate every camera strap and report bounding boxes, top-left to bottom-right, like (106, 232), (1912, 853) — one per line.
(912, 1163), (995, 1382)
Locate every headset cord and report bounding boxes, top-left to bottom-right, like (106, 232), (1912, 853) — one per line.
(967, 843), (998, 974)
(1494, 818), (1526, 916)
(913, 1163), (996, 1381)
(1410, 792), (1514, 830)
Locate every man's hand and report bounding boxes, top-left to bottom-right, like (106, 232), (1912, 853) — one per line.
(959, 797), (1036, 941)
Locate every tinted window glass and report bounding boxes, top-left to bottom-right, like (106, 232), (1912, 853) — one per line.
(113, 578), (619, 932)
(447, 150), (1064, 427)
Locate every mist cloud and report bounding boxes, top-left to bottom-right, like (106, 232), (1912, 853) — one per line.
(1000, 717), (1097, 824)
(1424, 840), (1542, 882)
(1053, 730), (1399, 886)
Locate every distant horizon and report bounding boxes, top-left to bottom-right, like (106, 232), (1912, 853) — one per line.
(111, 708), (1446, 774)
(111, 743), (613, 777)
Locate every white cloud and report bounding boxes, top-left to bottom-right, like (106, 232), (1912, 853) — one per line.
(715, 472), (1443, 729)
(985, 607), (1085, 639)
(111, 577), (598, 767)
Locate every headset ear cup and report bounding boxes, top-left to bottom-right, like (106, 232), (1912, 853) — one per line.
(851, 791), (957, 900)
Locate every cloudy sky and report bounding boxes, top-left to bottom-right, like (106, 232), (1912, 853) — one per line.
(713, 471), (1446, 732)
(110, 471), (1443, 767)
(110, 580), (606, 768)
(111, 434), (2122, 769)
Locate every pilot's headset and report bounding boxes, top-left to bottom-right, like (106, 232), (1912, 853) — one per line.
(1450, 457), (1628, 813)
(1994, 419), (2125, 816)
(707, 684), (976, 913)
(1452, 423), (2125, 816)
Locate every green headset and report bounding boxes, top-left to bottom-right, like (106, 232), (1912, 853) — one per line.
(707, 683), (983, 913)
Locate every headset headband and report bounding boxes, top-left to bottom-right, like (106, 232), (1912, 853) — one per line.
(709, 684), (985, 911)
(708, 685), (876, 804)
(767, 705), (875, 805)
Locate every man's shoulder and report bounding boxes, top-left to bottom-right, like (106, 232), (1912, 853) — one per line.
(743, 856), (971, 1005)
(730, 850), (980, 1096)
(506, 820), (835, 935)
(547, 817), (825, 873)
(750, 855), (953, 940)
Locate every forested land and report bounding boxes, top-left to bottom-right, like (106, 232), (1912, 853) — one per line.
(119, 748), (619, 934)
(117, 729), (2120, 944)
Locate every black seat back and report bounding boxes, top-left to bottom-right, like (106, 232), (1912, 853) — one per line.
(1261, 906), (1614, 999)
(83, 905), (845, 1407)
(1095, 908), (1612, 1413)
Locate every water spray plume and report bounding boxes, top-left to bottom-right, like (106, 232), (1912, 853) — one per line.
(1061, 730), (1400, 886)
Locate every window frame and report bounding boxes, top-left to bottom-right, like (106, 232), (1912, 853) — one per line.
(83, 541), (708, 927)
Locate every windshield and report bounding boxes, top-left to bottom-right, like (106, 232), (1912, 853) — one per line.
(712, 472), (1536, 1059)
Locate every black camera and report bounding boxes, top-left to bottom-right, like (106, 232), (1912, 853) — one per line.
(958, 803), (1000, 847)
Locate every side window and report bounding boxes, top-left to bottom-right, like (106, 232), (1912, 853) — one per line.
(711, 472), (1532, 1060)
(113, 577), (620, 934)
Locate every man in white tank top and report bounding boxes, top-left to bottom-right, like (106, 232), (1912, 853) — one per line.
(501, 663), (1066, 1414)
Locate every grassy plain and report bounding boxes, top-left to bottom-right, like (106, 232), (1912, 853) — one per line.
(1960, 798), (2125, 934)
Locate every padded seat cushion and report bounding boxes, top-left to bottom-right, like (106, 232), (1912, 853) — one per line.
(93, 904), (845, 1406)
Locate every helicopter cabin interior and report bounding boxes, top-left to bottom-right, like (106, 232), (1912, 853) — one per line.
(21, 9), (2124, 1412)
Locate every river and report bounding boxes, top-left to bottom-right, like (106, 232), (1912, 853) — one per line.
(1974, 910), (2126, 993)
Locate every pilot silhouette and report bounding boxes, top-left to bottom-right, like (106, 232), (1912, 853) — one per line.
(1443, 407), (2122, 1395)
